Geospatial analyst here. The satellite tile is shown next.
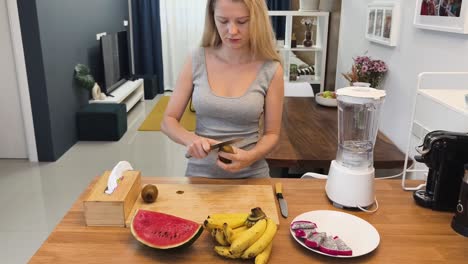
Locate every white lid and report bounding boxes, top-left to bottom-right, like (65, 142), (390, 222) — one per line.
(336, 87), (386, 99)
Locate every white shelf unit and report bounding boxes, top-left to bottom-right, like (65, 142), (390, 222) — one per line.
(402, 72), (468, 190)
(89, 78), (144, 112)
(268, 11), (329, 93)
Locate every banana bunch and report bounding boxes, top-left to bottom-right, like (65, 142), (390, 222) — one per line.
(204, 207), (277, 264)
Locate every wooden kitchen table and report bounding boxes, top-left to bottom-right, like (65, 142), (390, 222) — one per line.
(29, 176), (467, 264)
(266, 97), (408, 170)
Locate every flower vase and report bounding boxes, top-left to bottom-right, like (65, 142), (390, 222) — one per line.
(303, 30), (313, 47)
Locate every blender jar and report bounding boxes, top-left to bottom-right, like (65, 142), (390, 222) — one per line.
(335, 87), (386, 169)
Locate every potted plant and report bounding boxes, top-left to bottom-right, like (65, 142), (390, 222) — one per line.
(342, 56), (388, 89)
(74, 64), (105, 100)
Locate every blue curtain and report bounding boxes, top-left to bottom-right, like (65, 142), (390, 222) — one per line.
(267, 0), (291, 40)
(131, 0), (164, 94)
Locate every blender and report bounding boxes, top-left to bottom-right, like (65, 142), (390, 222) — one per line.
(325, 86), (386, 209)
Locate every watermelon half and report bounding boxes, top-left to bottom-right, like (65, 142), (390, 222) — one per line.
(130, 209), (203, 249)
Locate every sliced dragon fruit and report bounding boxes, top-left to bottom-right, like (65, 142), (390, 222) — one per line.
(333, 236), (353, 256)
(290, 220), (317, 230)
(294, 228), (316, 239)
(304, 232), (326, 248)
(318, 236), (340, 255)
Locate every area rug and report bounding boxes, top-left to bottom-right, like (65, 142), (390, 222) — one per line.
(138, 96), (196, 131)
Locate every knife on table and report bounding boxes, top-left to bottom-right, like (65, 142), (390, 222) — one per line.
(275, 182), (288, 218)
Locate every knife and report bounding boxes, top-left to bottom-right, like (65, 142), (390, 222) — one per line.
(184, 137), (245, 159)
(275, 182), (288, 218)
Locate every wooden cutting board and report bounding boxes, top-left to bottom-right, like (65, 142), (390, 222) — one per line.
(125, 184), (280, 227)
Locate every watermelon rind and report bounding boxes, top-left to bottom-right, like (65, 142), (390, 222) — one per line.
(130, 209), (204, 249)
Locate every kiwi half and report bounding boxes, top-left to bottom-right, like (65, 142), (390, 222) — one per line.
(219, 145), (234, 164)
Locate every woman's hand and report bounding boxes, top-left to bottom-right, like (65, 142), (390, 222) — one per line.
(186, 137), (217, 159)
(216, 147), (256, 172)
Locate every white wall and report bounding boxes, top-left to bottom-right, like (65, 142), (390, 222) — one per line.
(336, 0), (468, 151)
(0, 0), (27, 158)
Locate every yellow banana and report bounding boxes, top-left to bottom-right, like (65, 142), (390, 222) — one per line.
(230, 219), (267, 255)
(204, 216), (247, 231)
(211, 229), (217, 239)
(214, 228), (229, 246)
(231, 225), (249, 241)
(241, 218), (277, 259)
(214, 246), (242, 259)
(222, 223), (234, 244)
(209, 213), (249, 220)
(232, 225), (248, 234)
(254, 241), (273, 264)
(231, 229), (249, 242)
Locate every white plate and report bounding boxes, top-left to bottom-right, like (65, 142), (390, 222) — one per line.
(290, 210), (380, 258)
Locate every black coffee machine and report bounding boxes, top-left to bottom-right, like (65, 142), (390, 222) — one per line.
(451, 164), (468, 237)
(413, 130), (468, 211)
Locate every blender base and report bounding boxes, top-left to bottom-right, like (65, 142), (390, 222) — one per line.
(330, 200), (372, 211)
(326, 160), (375, 208)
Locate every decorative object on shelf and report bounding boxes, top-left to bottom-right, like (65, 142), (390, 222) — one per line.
(74, 64), (105, 100)
(414, 0), (468, 34)
(366, 2), (400, 46)
(291, 33), (297, 48)
(290, 64), (298, 81)
(91, 83), (106, 100)
(301, 18), (315, 47)
(298, 64), (315, 75)
(342, 56), (388, 89)
(299, 0), (319, 11)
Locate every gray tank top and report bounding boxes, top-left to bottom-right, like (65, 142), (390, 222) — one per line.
(185, 47), (279, 178)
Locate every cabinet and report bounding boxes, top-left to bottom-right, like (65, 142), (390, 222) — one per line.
(89, 79), (144, 112)
(268, 11), (330, 95)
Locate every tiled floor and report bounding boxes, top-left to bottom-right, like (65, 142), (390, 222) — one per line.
(0, 95), (189, 263)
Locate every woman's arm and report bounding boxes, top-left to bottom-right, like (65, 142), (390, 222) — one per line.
(161, 54), (214, 158)
(217, 64), (284, 172)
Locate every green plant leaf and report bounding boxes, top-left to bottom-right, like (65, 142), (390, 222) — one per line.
(74, 64), (90, 76)
(75, 74), (95, 90)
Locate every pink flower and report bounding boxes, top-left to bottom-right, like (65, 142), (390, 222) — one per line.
(345, 55), (388, 88)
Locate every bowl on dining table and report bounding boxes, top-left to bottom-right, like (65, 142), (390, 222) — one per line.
(315, 92), (337, 107)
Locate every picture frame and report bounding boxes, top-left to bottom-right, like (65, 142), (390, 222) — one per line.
(414, 0), (468, 34)
(366, 1), (400, 46)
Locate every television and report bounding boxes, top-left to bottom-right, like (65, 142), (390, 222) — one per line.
(99, 31), (130, 95)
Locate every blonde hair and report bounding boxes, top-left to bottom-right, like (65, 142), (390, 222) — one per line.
(201, 0), (281, 63)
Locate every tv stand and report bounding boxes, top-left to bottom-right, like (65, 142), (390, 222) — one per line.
(89, 79), (144, 112)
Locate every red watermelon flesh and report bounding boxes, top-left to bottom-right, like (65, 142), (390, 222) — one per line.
(130, 209), (203, 249)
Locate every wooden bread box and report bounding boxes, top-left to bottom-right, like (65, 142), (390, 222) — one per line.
(83, 170), (141, 227)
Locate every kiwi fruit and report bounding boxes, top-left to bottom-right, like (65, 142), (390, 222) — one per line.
(141, 184), (158, 203)
(219, 145), (234, 164)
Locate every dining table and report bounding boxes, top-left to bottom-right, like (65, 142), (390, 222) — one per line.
(266, 97), (409, 171)
(29, 175), (467, 263)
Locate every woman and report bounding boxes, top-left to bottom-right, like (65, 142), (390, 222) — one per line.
(161, 0), (284, 178)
